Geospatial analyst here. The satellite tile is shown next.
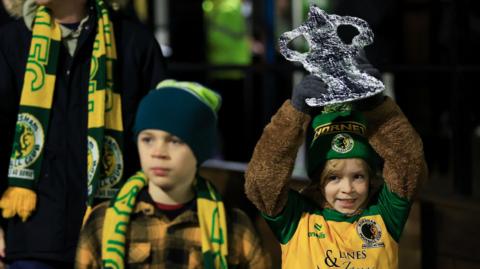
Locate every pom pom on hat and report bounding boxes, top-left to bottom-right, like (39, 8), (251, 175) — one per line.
(133, 80), (222, 164)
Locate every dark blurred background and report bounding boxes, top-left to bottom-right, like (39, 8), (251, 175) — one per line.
(2, 0), (479, 268)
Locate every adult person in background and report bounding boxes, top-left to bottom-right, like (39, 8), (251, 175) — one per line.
(203, 0), (253, 162)
(0, 0), (167, 268)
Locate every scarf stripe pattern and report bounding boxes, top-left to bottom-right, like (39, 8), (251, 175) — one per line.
(7, 1), (124, 212)
(196, 176), (229, 268)
(7, 6), (61, 188)
(87, 0), (124, 205)
(102, 171), (229, 269)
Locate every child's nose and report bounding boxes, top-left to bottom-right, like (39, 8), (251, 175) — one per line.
(152, 142), (169, 158)
(340, 179), (353, 193)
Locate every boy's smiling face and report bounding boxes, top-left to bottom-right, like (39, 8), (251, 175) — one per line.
(322, 158), (370, 215)
(137, 129), (197, 197)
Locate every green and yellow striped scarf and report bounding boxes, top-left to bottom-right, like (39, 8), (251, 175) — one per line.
(102, 171), (229, 269)
(7, 0), (123, 213)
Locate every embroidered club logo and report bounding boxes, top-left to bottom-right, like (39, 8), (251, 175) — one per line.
(87, 136), (100, 195)
(98, 136), (123, 197)
(331, 133), (354, 154)
(356, 218), (385, 249)
(8, 113), (44, 180)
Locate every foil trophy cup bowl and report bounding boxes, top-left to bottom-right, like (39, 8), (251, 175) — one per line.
(279, 5), (384, 107)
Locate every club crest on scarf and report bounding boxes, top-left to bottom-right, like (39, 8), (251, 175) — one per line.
(97, 136), (124, 198)
(87, 136), (100, 196)
(8, 113), (45, 180)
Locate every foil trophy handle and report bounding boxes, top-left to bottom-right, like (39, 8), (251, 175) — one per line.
(279, 5), (385, 107)
(278, 29), (308, 63)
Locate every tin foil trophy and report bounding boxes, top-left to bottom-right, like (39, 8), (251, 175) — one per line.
(279, 5), (384, 106)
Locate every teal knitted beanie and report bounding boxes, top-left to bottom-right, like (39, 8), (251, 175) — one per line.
(307, 109), (381, 178)
(133, 80), (222, 164)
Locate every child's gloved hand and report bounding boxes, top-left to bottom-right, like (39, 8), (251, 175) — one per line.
(353, 51), (385, 111)
(353, 93), (385, 111)
(355, 50), (382, 80)
(291, 74), (328, 113)
(292, 51), (385, 113)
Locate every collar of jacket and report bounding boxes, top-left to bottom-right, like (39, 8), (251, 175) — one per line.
(133, 188), (199, 224)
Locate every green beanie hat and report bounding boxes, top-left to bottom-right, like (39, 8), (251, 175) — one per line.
(307, 109), (381, 178)
(133, 80), (222, 164)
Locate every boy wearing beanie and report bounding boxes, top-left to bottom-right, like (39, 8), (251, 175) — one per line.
(245, 74), (428, 268)
(76, 80), (269, 269)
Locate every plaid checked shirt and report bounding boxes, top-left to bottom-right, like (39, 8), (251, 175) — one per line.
(75, 189), (270, 269)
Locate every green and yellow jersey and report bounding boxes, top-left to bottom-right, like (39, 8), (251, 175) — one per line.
(263, 184), (411, 269)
